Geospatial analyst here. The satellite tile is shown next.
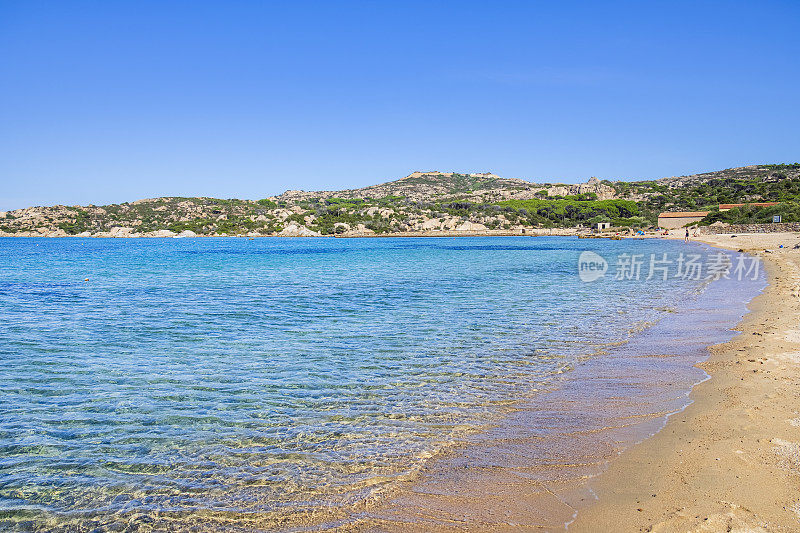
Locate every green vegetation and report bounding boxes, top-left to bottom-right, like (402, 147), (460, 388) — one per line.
(256, 198), (278, 209)
(700, 202), (800, 225)
(494, 198), (642, 226)
(3, 164), (800, 236)
(624, 168), (800, 213)
(400, 172), (526, 194)
(57, 209), (92, 235)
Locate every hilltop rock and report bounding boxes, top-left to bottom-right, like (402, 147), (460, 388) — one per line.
(546, 177), (616, 200)
(276, 171), (536, 203)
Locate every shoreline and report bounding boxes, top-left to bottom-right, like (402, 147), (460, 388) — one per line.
(339, 237), (774, 531)
(569, 232), (800, 531)
(5, 233), (797, 530)
(0, 228), (579, 238)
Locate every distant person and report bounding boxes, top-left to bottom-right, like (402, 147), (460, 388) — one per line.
(685, 228), (690, 243)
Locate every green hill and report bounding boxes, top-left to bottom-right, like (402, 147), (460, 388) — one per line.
(1, 164), (798, 237)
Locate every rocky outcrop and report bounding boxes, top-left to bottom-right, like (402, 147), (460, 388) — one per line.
(98, 227), (136, 238)
(455, 221), (487, 231)
(545, 177), (616, 200)
(278, 224), (321, 237)
(2, 165), (794, 237)
(657, 165), (800, 189)
(151, 229), (177, 238)
(418, 218), (442, 230)
(276, 171), (536, 203)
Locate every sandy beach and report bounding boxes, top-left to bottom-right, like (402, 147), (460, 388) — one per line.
(569, 232), (800, 532)
(344, 232), (800, 532)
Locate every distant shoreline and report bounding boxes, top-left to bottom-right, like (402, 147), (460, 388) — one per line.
(0, 228), (586, 238)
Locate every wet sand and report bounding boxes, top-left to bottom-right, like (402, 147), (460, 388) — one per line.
(569, 232), (800, 532)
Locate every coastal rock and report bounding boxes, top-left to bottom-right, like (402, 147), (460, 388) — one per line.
(279, 224), (321, 237)
(151, 229), (177, 238)
(109, 226), (135, 237)
(419, 218), (442, 230)
(176, 230), (197, 238)
(455, 221), (487, 231)
(341, 223), (375, 236)
(441, 217), (462, 230)
(356, 224), (374, 234)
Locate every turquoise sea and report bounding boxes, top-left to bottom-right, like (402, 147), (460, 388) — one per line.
(0, 237), (762, 530)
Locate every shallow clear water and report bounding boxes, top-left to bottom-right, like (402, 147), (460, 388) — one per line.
(0, 237), (738, 530)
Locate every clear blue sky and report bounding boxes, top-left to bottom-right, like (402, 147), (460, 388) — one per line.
(1, 1), (798, 211)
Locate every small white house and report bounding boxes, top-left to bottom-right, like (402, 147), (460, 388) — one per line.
(596, 222), (611, 231)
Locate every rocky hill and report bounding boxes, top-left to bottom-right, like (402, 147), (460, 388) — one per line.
(278, 171), (617, 203)
(1, 164), (798, 237)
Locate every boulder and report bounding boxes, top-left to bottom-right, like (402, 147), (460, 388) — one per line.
(441, 217), (461, 230)
(419, 218), (442, 230)
(109, 226), (135, 237)
(455, 221), (487, 232)
(176, 230), (197, 238)
(278, 224), (321, 237)
(355, 224), (374, 234)
(273, 209), (293, 221)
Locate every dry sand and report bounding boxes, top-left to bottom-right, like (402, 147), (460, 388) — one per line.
(569, 232), (800, 532)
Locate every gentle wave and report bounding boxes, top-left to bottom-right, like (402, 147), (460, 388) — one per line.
(0, 236), (712, 530)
